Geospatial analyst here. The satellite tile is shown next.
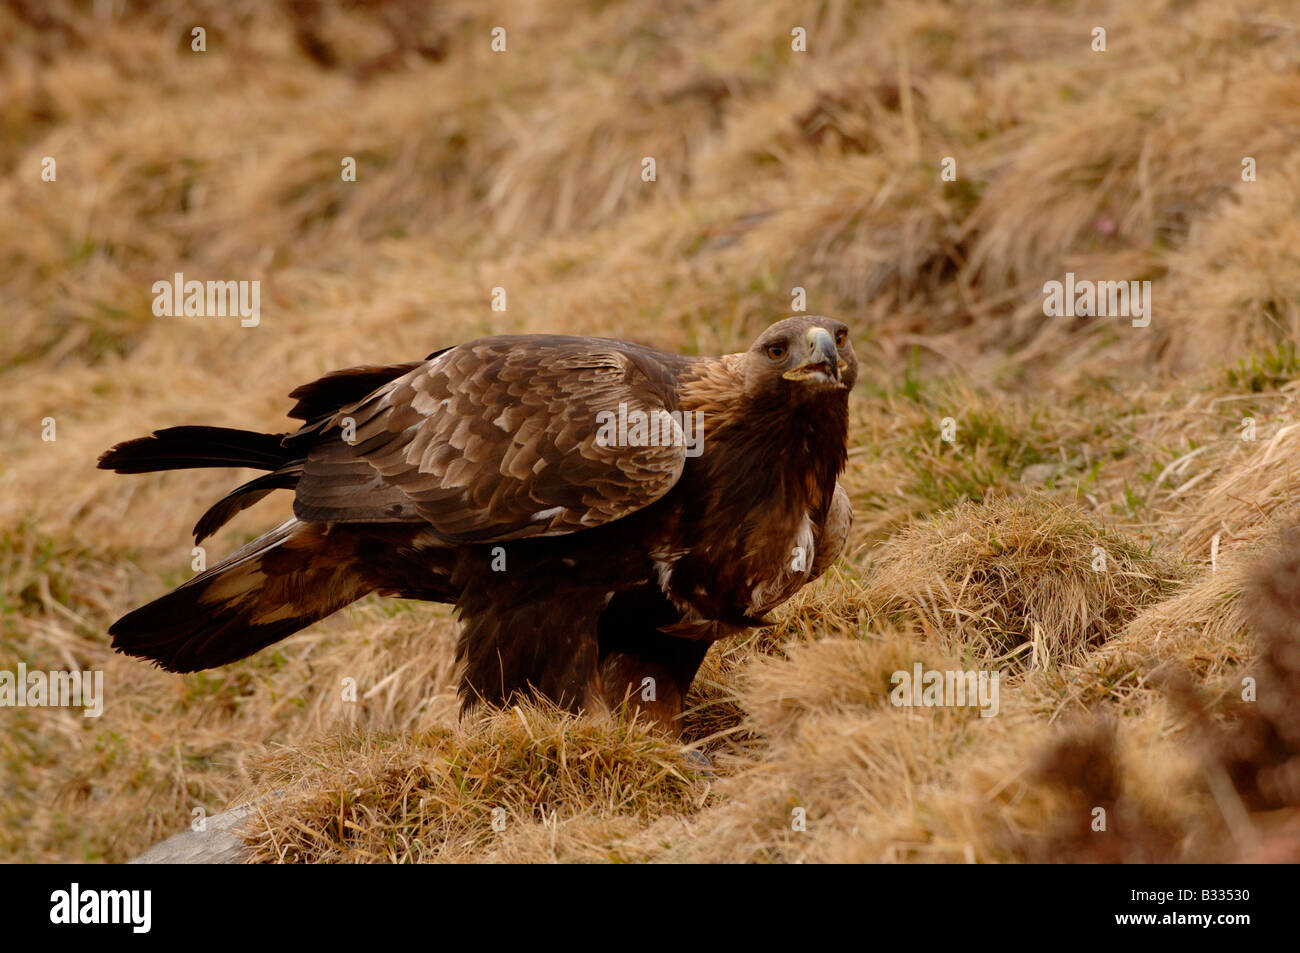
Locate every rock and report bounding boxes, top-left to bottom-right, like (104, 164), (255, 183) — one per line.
(130, 798), (271, 864)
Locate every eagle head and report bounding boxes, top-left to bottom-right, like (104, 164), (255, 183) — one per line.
(744, 315), (858, 401)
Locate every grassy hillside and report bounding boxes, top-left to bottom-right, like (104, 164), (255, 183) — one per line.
(3, 0), (1300, 862)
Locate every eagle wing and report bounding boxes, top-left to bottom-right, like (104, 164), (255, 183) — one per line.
(291, 335), (689, 542)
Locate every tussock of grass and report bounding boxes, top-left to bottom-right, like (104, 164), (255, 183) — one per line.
(1156, 154), (1300, 371)
(1085, 560), (1252, 703)
(653, 630), (1027, 863)
(861, 498), (1184, 667)
(243, 704), (710, 863)
(739, 633), (974, 740)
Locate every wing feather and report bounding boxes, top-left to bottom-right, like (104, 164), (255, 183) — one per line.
(292, 336), (687, 542)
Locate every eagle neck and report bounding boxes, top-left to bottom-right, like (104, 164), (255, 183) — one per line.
(702, 390), (849, 521)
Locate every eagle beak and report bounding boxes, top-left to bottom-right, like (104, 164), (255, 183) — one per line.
(782, 327), (842, 385)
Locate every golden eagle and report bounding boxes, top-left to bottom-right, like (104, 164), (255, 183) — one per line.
(99, 316), (857, 729)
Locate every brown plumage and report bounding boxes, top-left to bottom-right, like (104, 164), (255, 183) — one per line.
(99, 316), (858, 730)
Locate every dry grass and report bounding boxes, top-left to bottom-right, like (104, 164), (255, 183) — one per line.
(242, 705), (711, 863)
(860, 497), (1184, 667)
(6, 0), (1300, 862)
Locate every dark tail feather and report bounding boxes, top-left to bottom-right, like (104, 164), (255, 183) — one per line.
(192, 467), (304, 543)
(109, 520), (373, 672)
(286, 361), (424, 423)
(98, 426), (292, 474)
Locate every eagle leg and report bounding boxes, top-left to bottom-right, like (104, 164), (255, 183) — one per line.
(596, 641), (710, 735)
(454, 586), (606, 715)
(597, 589), (711, 735)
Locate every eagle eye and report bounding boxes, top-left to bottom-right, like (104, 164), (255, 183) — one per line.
(835, 329), (848, 347)
(765, 342), (787, 361)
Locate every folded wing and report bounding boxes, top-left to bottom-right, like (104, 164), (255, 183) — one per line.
(292, 335), (689, 542)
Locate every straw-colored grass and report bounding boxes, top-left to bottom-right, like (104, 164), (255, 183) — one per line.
(861, 497), (1185, 667)
(242, 705), (711, 863)
(6, 0), (1300, 862)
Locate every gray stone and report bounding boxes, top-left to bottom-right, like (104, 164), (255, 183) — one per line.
(130, 797), (273, 864)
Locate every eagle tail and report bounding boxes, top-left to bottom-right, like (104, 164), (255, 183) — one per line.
(97, 425), (292, 474)
(285, 361), (424, 423)
(98, 426), (306, 541)
(190, 468), (303, 543)
(110, 520), (373, 672)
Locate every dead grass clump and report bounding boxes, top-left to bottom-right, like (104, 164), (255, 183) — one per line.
(751, 153), (971, 317)
(1219, 529), (1300, 835)
(656, 631), (1017, 864)
(677, 631), (771, 755)
(0, 514), (462, 861)
(843, 373), (1092, 546)
(1080, 558), (1252, 709)
(242, 703), (710, 863)
(862, 498), (1183, 667)
(1001, 525), (1300, 863)
(739, 633), (965, 741)
(1009, 719), (1206, 863)
(1155, 155), (1300, 371)
(1176, 423), (1300, 556)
